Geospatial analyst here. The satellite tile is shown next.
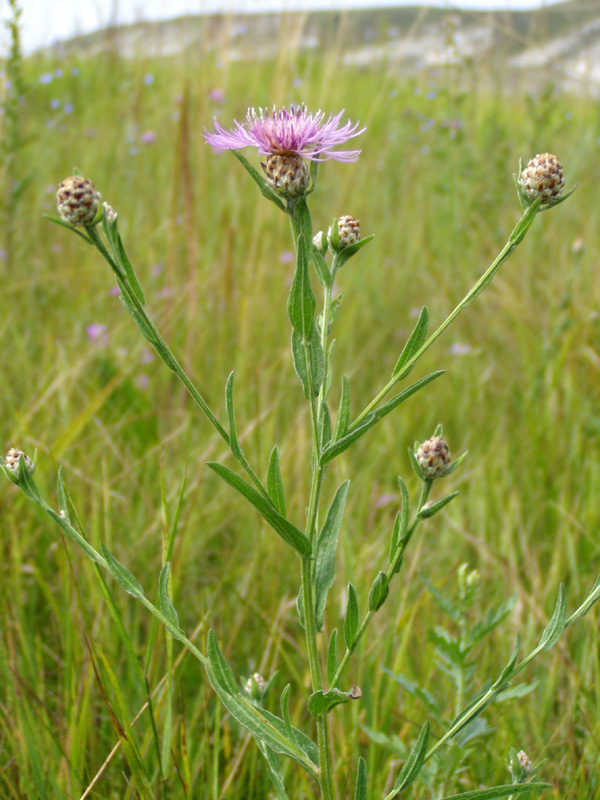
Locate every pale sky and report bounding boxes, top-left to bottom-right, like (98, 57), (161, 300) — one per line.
(4, 0), (570, 55)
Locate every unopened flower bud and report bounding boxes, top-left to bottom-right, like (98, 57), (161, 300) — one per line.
(103, 202), (118, 225)
(517, 750), (532, 776)
(57, 176), (101, 226)
(262, 154), (310, 198)
(4, 447), (34, 479)
(518, 153), (564, 205)
(328, 215), (360, 249)
(415, 436), (451, 479)
(244, 672), (267, 701)
(313, 230), (327, 255)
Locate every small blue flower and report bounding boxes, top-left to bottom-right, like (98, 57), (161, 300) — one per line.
(39, 72), (53, 84)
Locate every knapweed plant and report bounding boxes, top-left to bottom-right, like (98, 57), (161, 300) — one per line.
(3, 106), (597, 800)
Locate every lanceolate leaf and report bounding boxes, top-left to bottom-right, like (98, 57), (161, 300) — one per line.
(537, 584), (567, 651)
(225, 371), (242, 461)
(267, 446), (287, 517)
(354, 757), (367, 800)
(100, 543), (145, 599)
(207, 630), (238, 695)
(390, 720), (430, 796)
(288, 233), (316, 340)
(321, 371), (444, 466)
(314, 481), (350, 631)
(344, 583), (359, 649)
(436, 783), (551, 800)
(291, 327), (325, 400)
(392, 306), (429, 378)
(332, 376), (351, 442)
(231, 150), (287, 211)
(207, 462), (311, 557)
(327, 629), (339, 686)
(158, 562), (181, 632)
(308, 687), (360, 717)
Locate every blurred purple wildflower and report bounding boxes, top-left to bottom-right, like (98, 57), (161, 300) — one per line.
(64, 102), (74, 114)
(141, 130), (156, 144)
(279, 250), (294, 264)
(39, 72), (53, 84)
(50, 99), (60, 110)
(449, 342), (472, 355)
(209, 87), (225, 103)
(86, 323), (107, 343)
(109, 285), (121, 296)
(205, 104), (365, 162)
(143, 73), (154, 85)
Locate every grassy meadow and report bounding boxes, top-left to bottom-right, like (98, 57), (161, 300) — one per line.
(1, 8), (600, 799)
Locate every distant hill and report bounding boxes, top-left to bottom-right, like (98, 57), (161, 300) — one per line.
(42, 1), (600, 96)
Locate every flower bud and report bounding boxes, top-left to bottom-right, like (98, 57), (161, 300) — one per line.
(517, 750), (532, 776)
(244, 672), (267, 701)
(313, 230), (327, 255)
(415, 435), (451, 479)
(328, 215), (360, 250)
(262, 154), (310, 198)
(57, 176), (101, 226)
(103, 202), (118, 225)
(4, 447), (34, 480)
(518, 153), (564, 205)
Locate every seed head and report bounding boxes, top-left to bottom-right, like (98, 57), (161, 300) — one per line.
(518, 153), (564, 204)
(262, 153), (310, 198)
(4, 447), (34, 478)
(57, 176), (101, 226)
(328, 215), (360, 250)
(416, 436), (451, 479)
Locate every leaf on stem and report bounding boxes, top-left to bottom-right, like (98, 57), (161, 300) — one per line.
(435, 783), (551, 800)
(314, 480), (350, 631)
(288, 234), (316, 340)
(389, 720), (430, 796)
(207, 630), (238, 695)
(536, 584), (567, 651)
(225, 371), (243, 461)
(231, 150), (287, 211)
(56, 466), (71, 524)
(100, 542), (145, 599)
(491, 632), (522, 690)
(354, 757), (368, 800)
(392, 306), (429, 378)
(267, 446), (287, 517)
(291, 327), (325, 400)
(332, 376), (351, 442)
(115, 231), (145, 306)
(321, 371), (444, 466)
(207, 462), (311, 557)
(308, 685), (361, 717)
(336, 233), (375, 269)
(368, 571), (389, 612)
(327, 629), (339, 686)
(417, 492), (460, 519)
(344, 583), (359, 649)
(566, 571), (600, 626)
(312, 246), (332, 288)
(158, 562), (182, 633)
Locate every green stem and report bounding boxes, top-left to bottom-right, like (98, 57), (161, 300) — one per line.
(350, 202), (540, 431)
(331, 481), (432, 689)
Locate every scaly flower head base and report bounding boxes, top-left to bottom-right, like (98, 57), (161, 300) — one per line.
(205, 105), (365, 162)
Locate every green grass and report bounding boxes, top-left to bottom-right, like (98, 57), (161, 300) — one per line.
(1, 12), (600, 799)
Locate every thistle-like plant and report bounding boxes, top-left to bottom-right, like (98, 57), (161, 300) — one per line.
(3, 105), (598, 800)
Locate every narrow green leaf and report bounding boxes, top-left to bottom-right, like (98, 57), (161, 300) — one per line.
(225, 371), (243, 460)
(566, 572), (600, 626)
(537, 584), (567, 651)
(291, 329), (310, 399)
(280, 684), (296, 742)
(119, 294), (158, 347)
(322, 403), (332, 447)
(354, 757), (367, 800)
(321, 371), (444, 466)
(56, 466), (70, 524)
(492, 632), (521, 689)
(368, 571), (389, 612)
(344, 583), (359, 649)
(158, 563), (181, 633)
(389, 478), (409, 569)
(231, 150), (287, 211)
(392, 306), (429, 378)
(100, 542), (145, 598)
(315, 481), (350, 630)
(417, 492), (460, 519)
(390, 720), (430, 796)
(207, 462), (311, 557)
(116, 232), (145, 306)
(308, 687), (359, 717)
(436, 783), (551, 800)
(313, 246), (332, 288)
(336, 233), (375, 268)
(327, 629), (339, 686)
(288, 234), (316, 339)
(291, 327), (324, 400)
(332, 377), (351, 442)
(267, 446), (287, 517)
(296, 585), (306, 629)
(207, 630), (238, 695)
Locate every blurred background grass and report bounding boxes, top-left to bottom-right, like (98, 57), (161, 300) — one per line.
(1, 5), (600, 799)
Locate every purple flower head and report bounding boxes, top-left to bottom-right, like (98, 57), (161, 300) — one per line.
(205, 104), (365, 162)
